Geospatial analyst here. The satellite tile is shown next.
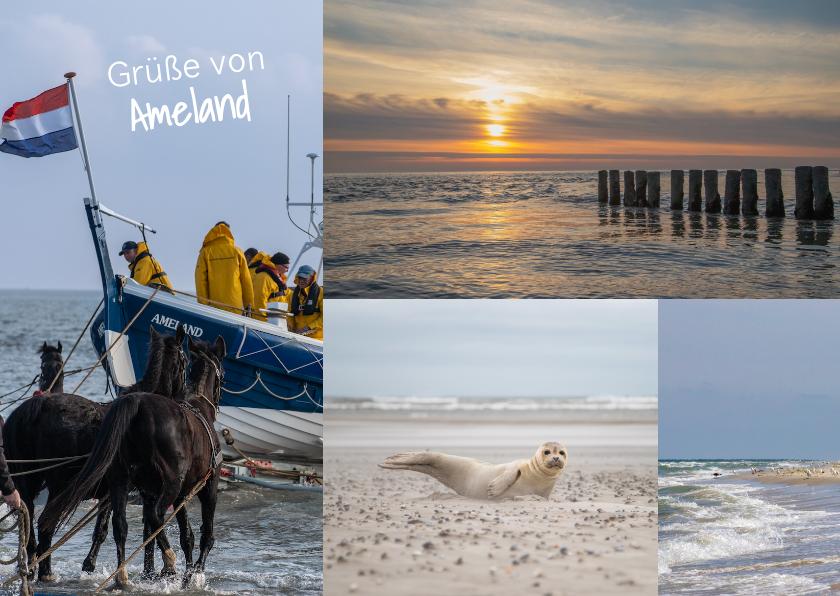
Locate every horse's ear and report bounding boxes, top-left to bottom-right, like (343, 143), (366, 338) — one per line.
(150, 325), (159, 339)
(42, 341), (47, 349)
(57, 341), (62, 353)
(176, 324), (186, 344)
(213, 336), (226, 360)
(187, 335), (198, 354)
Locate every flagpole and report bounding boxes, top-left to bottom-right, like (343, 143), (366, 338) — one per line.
(64, 72), (100, 209)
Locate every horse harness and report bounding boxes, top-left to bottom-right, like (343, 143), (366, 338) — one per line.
(178, 351), (224, 470)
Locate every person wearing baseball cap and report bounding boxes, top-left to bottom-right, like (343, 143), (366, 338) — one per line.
(252, 252), (290, 322)
(119, 240), (171, 289)
(286, 264), (322, 339)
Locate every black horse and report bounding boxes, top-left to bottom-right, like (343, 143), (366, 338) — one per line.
(42, 336), (225, 589)
(37, 342), (63, 394)
(5, 326), (189, 582)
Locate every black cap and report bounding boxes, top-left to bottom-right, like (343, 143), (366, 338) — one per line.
(271, 252), (290, 266)
(119, 241), (138, 256)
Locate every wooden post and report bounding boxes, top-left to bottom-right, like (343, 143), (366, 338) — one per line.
(813, 166), (834, 220)
(704, 170), (721, 213)
(741, 169), (758, 216)
(723, 170), (741, 215)
(764, 168), (785, 217)
(794, 165), (815, 219)
(623, 170), (636, 206)
(670, 170), (684, 210)
(609, 170), (621, 205)
(635, 170), (648, 207)
(688, 170), (702, 211)
(647, 172), (660, 208)
(598, 170), (608, 202)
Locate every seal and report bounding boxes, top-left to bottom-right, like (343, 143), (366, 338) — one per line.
(378, 442), (567, 500)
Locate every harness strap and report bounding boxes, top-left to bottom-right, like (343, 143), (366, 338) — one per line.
(149, 271), (167, 281)
(178, 402), (223, 471)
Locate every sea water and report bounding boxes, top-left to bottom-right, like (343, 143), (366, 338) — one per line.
(659, 460), (840, 595)
(0, 290), (322, 595)
(326, 170), (840, 298)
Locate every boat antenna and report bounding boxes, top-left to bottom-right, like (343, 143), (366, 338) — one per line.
(286, 95), (314, 239)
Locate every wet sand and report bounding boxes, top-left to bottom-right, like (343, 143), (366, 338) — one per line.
(324, 417), (657, 595)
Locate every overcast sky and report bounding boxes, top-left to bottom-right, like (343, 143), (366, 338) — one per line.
(0, 1), (322, 290)
(660, 300), (840, 459)
(326, 300), (657, 398)
(325, 0), (840, 172)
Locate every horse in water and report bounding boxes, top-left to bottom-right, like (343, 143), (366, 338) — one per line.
(5, 326), (189, 582)
(37, 342), (63, 394)
(42, 336), (225, 589)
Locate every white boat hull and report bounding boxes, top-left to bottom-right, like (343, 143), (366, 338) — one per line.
(215, 406), (323, 462)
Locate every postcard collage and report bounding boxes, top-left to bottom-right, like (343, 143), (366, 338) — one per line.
(0, 2), (839, 595)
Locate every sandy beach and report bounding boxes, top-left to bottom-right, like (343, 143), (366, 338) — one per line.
(728, 467), (840, 486)
(324, 416), (657, 595)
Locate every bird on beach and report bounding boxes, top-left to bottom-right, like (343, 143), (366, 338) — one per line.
(806, 470), (812, 477)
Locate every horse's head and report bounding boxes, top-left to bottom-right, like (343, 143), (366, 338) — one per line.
(37, 341), (64, 393)
(186, 335), (226, 420)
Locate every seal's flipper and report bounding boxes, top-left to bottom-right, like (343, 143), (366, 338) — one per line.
(378, 452), (439, 470)
(487, 462), (522, 498)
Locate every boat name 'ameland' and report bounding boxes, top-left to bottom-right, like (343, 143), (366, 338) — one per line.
(150, 314), (203, 337)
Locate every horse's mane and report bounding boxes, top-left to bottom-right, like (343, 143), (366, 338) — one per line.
(123, 333), (185, 398)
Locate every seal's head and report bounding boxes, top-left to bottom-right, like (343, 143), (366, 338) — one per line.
(536, 442), (567, 474)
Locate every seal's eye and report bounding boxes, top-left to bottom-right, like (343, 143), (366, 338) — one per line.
(544, 450), (550, 455)
(559, 451), (565, 456)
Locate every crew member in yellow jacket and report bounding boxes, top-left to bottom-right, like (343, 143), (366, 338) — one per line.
(251, 252), (290, 322)
(195, 222), (254, 315)
(247, 250), (267, 282)
(119, 241), (172, 289)
(286, 264), (322, 339)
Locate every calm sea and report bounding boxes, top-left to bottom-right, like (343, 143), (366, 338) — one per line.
(325, 170), (840, 298)
(660, 459), (840, 595)
(0, 290), (322, 596)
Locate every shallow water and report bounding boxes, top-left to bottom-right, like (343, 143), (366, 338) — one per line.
(326, 170), (840, 298)
(0, 290), (322, 595)
(659, 459), (840, 595)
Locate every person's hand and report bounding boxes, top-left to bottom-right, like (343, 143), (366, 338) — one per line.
(3, 490), (20, 510)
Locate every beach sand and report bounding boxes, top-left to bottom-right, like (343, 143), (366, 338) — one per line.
(729, 467), (840, 486)
(324, 417), (657, 595)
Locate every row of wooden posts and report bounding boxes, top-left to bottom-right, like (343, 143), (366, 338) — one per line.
(597, 167), (834, 220)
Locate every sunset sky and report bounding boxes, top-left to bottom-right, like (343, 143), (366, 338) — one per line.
(325, 0), (840, 172)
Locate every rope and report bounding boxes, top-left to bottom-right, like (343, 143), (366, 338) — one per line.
(72, 287), (160, 395)
(0, 377), (40, 402)
(220, 371), (322, 408)
(6, 454), (90, 464)
(168, 288), (266, 317)
(94, 479), (207, 593)
(0, 504), (31, 596)
(9, 455), (89, 477)
(44, 298), (104, 394)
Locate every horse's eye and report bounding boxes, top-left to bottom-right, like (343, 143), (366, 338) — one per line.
(544, 450), (550, 455)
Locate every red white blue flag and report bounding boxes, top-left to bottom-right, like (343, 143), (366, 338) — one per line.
(0, 84), (77, 158)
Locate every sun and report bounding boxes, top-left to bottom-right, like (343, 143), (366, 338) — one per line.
(486, 124), (505, 136)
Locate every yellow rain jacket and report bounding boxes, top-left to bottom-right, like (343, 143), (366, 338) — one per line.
(252, 255), (288, 322)
(128, 242), (172, 289)
(248, 251), (267, 283)
(286, 272), (322, 340)
(195, 224), (254, 315)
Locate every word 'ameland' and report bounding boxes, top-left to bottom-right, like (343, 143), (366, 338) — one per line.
(131, 80), (250, 131)
(151, 313), (203, 337)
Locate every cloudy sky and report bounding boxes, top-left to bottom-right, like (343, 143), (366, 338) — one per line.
(326, 300), (657, 398)
(325, 0), (840, 172)
(0, 1), (322, 290)
(660, 300), (840, 459)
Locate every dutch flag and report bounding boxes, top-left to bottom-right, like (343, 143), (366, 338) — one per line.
(0, 84), (77, 158)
